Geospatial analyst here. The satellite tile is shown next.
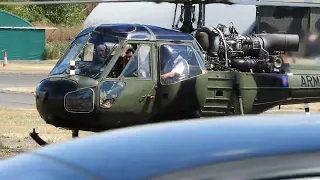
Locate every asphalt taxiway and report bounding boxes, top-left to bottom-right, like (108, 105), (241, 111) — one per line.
(0, 73), (46, 109)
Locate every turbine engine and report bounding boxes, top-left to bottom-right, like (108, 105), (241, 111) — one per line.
(195, 23), (299, 73)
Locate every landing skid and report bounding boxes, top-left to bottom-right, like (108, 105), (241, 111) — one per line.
(30, 128), (79, 146)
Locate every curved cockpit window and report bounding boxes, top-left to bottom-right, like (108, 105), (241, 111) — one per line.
(123, 44), (152, 78)
(50, 31), (121, 79)
(160, 44), (206, 85)
(100, 81), (125, 109)
(193, 41), (207, 69)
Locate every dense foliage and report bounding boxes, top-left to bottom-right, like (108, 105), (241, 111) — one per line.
(0, 0), (96, 26)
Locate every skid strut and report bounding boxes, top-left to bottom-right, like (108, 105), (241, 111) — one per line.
(30, 128), (48, 146)
(30, 128), (79, 146)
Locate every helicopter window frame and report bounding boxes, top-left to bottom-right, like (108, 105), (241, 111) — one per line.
(120, 42), (153, 80)
(158, 42), (206, 85)
(50, 31), (123, 79)
(95, 40), (129, 109)
(64, 87), (95, 114)
(97, 39), (130, 80)
(98, 81), (126, 109)
(72, 34), (122, 76)
(102, 40), (155, 80)
(77, 37), (119, 64)
(192, 40), (207, 71)
(50, 32), (92, 76)
(79, 38), (120, 79)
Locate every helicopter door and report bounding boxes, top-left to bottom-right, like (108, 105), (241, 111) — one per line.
(156, 42), (207, 118)
(98, 43), (156, 124)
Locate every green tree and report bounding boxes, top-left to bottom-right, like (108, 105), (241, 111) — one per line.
(39, 3), (87, 26)
(0, 0), (36, 22)
(0, 0), (94, 26)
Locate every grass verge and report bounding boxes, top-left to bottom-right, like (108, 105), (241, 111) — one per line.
(0, 106), (94, 158)
(44, 41), (70, 60)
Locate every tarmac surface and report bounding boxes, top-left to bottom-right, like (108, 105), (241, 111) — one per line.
(0, 73), (47, 109)
(0, 73), (46, 89)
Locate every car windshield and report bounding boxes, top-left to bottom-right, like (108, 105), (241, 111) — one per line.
(50, 31), (121, 79)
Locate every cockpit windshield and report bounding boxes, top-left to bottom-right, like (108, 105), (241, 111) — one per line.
(193, 41), (207, 70)
(50, 31), (121, 79)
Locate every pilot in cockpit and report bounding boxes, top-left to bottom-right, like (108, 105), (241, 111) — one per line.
(93, 44), (108, 65)
(160, 45), (190, 84)
(82, 43), (110, 76)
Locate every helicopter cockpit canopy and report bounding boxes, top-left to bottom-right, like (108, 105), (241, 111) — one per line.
(50, 30), (121, 79)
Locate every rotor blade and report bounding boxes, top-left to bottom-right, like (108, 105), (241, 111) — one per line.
(0, 0), (235, 5)
(231, 0), (320, 7)
(0, 0), (169, 5)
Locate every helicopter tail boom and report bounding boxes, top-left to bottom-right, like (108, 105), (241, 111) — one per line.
(233, 67), (320, 114)
(286, 65), (320, 103)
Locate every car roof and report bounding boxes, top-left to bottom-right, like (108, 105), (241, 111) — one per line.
(77, 23), (195, 41)
(1, 114), (320, 179)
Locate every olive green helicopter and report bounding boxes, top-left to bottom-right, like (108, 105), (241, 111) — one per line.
(2, 0), (318, 146)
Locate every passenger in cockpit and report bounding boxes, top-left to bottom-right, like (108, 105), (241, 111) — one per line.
(113, 48), (135, 77)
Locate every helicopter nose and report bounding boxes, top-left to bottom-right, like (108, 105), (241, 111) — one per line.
(35, 78), (78, 123)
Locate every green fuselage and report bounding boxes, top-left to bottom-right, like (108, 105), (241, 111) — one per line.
(35, 63), (320, 132)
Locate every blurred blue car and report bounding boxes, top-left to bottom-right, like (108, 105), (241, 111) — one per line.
(1, 114), (320, 180)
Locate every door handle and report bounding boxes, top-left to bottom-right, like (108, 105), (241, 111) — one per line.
(140, 94), (155, 103)
(140, 84), (156, 102)
(141, 95), (155, 99)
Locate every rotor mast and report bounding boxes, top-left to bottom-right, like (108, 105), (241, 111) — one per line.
(197, 1), (206, 28)
(174, 1), (206, 34)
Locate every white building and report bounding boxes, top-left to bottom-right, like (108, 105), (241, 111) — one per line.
(83, 2), (256, 34)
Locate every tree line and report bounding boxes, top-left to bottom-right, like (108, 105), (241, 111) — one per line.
(0, 0), (97, 26)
